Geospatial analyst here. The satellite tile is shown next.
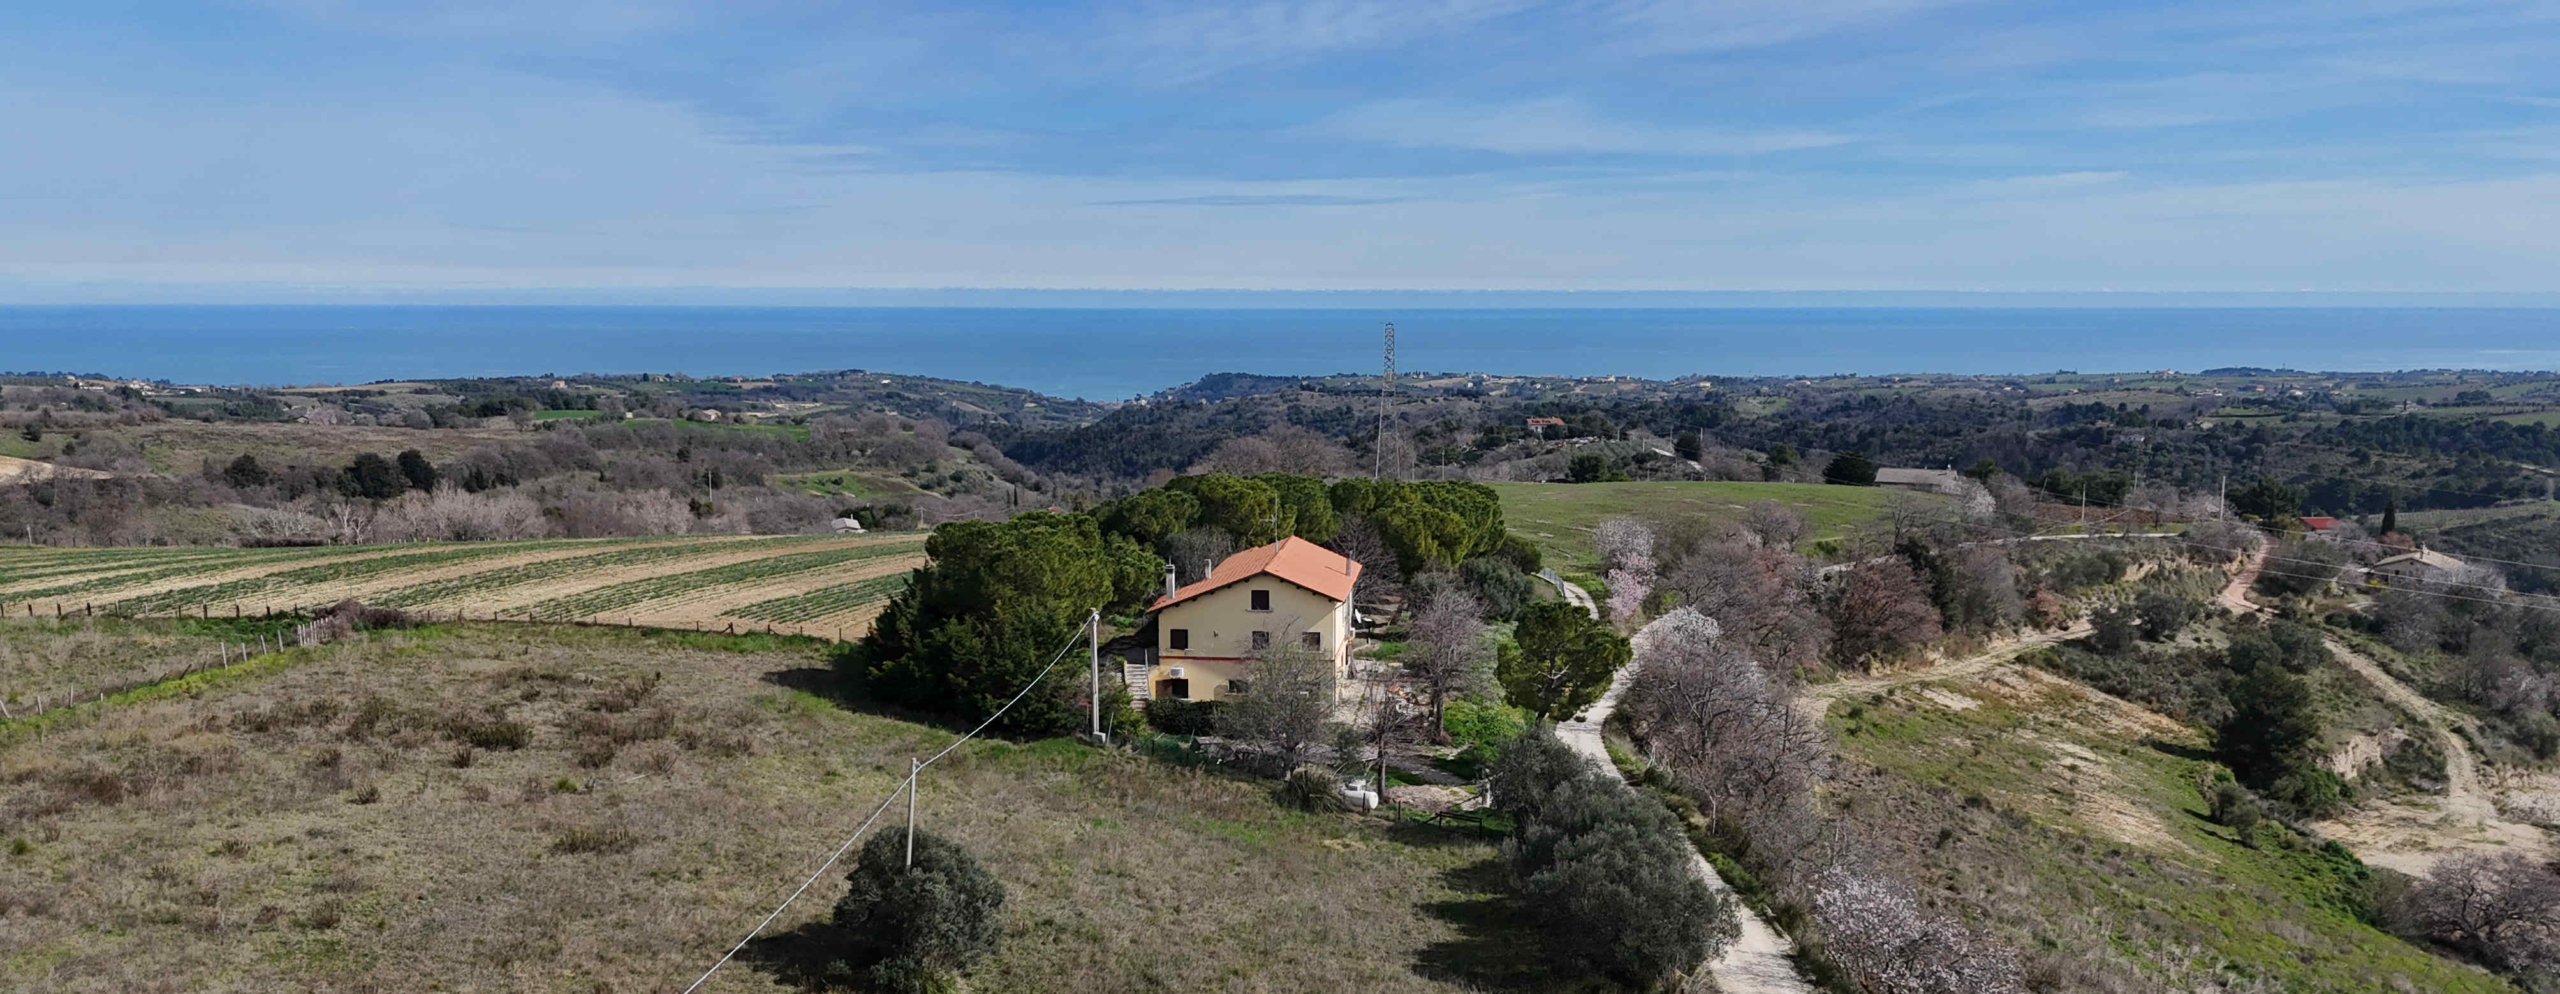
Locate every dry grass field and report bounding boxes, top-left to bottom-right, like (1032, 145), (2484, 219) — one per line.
(0, 534), (929, 643)
(0, 621), (1531, 994)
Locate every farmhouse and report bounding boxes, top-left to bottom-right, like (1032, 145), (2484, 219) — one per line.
(1134, 537), (1360, 705)
(2300, 516), (2341, 540)
(2366, 548), (2467, 585)
(1874, 467), (1964, 493)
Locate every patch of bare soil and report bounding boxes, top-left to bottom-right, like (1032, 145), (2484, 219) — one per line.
(2314, 640), (2552, 875)
(0, 455), (112, 484)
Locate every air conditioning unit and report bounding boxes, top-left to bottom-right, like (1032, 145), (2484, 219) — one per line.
(1166, 666), (1185, 678)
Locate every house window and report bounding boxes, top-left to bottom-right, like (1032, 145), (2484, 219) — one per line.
(1250, 631), (1271, 650)
(1168, 628), (1190, 650)
(1302, 631), (1322, 650)
(1163, 678), (1190, 701)
(1227, 679), (1250, 695)
(1249, 589), (1271, 611)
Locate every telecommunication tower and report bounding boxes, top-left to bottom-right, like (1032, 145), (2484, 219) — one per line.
(1375, 322), (1395, 480)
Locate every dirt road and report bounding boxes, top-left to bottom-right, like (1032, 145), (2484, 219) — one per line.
(2217, 544), (2549, 874)
(1797, 622), (2093, 722)
(1559, 662), (1814, 994)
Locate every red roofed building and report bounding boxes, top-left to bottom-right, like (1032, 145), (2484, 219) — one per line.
(2300, 516), (2340, 541)
(1134, 537), (1360, 704)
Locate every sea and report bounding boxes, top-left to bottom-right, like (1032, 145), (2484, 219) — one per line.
(5, 305), (2559, 400)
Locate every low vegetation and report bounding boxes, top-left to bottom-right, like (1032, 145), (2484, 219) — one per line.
(0, 620), (1542, 993)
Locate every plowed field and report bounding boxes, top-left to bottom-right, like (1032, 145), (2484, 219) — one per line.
(0, 533), (926, 639)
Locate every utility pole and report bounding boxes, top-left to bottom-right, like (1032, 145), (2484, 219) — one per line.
(1088, 609), (1103, 745)
(2079, 487), (2087, 533)
(904, 756), (920, 869)
(2219, 473), (2227, 519)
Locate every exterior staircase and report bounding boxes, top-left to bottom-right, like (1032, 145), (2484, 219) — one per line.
(1124, 660), (1153, 706)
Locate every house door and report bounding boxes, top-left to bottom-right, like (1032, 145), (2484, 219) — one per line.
(1159, 678), (1191, 701)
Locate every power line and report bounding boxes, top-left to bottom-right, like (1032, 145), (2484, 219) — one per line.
(2239, 562), (2560, 616)
(679, 622), (1091, 994)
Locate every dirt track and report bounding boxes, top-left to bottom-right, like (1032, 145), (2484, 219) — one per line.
(2216, 544), (2551, 874)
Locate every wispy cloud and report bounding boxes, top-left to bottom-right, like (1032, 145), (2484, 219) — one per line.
(1095, 194), (1413, 206)
(1594, 0), (1971, 54)
(1311, 98), (1851, 156)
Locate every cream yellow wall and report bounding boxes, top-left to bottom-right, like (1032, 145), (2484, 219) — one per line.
(1149, 578), (1349, 702)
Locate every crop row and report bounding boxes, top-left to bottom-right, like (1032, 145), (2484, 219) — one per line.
(367, 536), (829, 608)
(723, 572), (912, 624)
(516, 539), (925, 622)
(103, 539), (606, 615)
(2, 546), (258, 575)
(3, 548), (282, 587)
(4, 546), (384, 603)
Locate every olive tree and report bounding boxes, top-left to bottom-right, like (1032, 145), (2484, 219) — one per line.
(832, 828), (1006, 994)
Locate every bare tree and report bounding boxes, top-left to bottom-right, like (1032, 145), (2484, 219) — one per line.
(1741, 500), (1805, 549)
(1216, 632), (1338, 773)
(1327, 514), (1401, 616)
(1663, 532), (1831, 674)
(1160, 527), (1236, 586)
(1404, 589), (1493, 737)
(1826, 560), (1943, 671)
(1623, 609), (1826, 825)
(2392, 853), (2560, 970)
(1810, 864), (2027, 994)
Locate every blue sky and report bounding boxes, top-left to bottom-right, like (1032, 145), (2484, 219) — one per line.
(5, 0), (2560, 295)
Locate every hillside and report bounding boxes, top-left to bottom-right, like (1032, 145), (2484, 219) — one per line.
(0, 620), (1525, 993)
(1812, 636), (2508, 993)
(1488, 480), (1930, 570)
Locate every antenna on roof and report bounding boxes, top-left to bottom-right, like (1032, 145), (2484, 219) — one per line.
(1375, 322), (1395, 481)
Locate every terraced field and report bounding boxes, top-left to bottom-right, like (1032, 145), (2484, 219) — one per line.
(0, 532), (927, 638)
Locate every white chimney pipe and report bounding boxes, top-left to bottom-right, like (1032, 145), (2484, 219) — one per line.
(1163, 562), (1179, 599)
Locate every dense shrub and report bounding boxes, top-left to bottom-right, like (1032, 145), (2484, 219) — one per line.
(2134, 589), (2199, 641)
(2208, 780), (2262, 836)
(1441, 700), (1528, 752)
(1489, 730), (1736, 989)
(832, 828), (1006, 994)
(1458, 555), (1538, 621)
(1142, 697), (1221, 736)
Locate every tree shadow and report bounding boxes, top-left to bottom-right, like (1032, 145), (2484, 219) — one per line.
(1412, 858), (1559, 993)
(758, 664), (970, 735)
(2143, 736), (2217, 763)
(737, 920), (856, 992)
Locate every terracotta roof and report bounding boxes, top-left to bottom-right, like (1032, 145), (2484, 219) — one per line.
(2300, 516), (2338, 530)
(1151, 536), (1361, 611)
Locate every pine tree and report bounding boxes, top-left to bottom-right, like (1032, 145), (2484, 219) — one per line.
(2381, 496), (2398, 535)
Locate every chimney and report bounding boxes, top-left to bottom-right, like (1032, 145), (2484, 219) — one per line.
(1163, 562), (1179, 600)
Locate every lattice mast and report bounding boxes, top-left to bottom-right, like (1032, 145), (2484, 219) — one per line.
(1374, 322), (1395, 480)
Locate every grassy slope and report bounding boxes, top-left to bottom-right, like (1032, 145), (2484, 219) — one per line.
(0, 622), (1531, 994)
(1487, 480), (1922, 570)
(1823, 667), (2506, 994)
